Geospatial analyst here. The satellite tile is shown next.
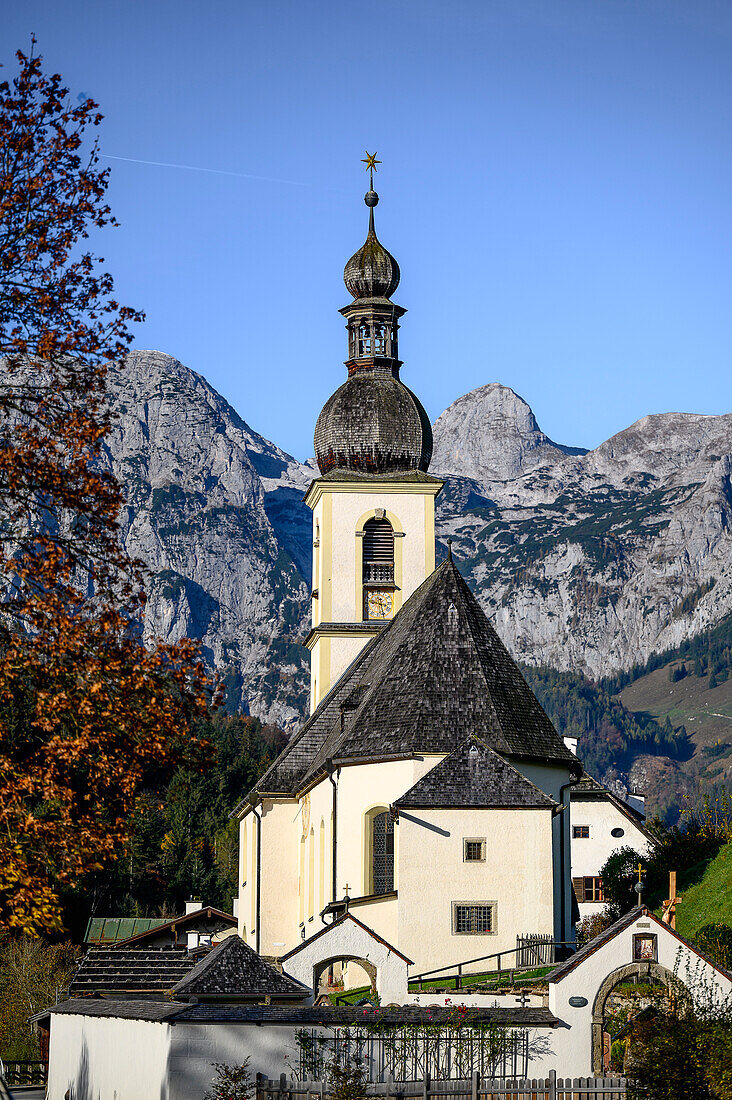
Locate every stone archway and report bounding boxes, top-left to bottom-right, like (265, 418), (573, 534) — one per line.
(281, 912), (411, 1005)
(591, 961), (685, 1074)
(313, 954), (378, 999)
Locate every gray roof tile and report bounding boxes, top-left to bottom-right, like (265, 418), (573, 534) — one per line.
(254, 560), (577, 798)
(173, 935), (310, 999)
(68, 948), (197, 996)
(44, 1000), (562, 1028)
(395, 738), (556, 809)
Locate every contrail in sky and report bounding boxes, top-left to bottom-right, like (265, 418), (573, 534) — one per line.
(101, 153), (339, 189)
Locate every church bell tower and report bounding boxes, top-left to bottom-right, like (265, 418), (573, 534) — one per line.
(304, 158), (442, 712)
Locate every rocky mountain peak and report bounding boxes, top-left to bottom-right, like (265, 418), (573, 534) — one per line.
(431, 382), (585, 482)
(96, 351), (732, 731)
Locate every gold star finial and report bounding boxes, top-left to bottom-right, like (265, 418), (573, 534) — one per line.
(361, 151), (381, 189)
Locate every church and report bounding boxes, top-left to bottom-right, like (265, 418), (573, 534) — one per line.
(39, 171), (732, 1098)
(235, 171), (582, 978)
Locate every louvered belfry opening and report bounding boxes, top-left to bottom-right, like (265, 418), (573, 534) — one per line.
(371, 811), (394, 895)
(362, 517), (394, 585)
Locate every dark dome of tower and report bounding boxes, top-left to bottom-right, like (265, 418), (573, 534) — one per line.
(343, 192), (400, 300)
(314, 374), (432, 475)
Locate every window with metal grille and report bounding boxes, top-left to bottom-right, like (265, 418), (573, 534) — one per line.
(573, 824), (590, 838)
(371, 811), (394, 895)
(452, 902), (495, 934)
(362, 517), (394, 585)
(463, 838), (485, 863)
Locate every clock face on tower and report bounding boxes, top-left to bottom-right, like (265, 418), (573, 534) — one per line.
(365, 587), (394, 621)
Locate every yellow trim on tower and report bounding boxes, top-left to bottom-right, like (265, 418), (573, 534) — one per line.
(304, 477), (442, 510)
(321, 493), (333, 621)
(424, 494), (436, 576)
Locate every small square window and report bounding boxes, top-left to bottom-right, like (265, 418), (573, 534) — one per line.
(463, 838), (486, 862)
(452, 902), (496, 934)
(573, 825), (590, 839)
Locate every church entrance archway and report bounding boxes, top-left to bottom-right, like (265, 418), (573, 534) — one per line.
(591, 961), (688, 1074)
(313, 954), (377, 999)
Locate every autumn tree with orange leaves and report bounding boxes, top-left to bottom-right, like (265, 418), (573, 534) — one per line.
(0, 45), (212, 935)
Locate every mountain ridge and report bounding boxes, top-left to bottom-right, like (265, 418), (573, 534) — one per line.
(101, 353), (732, 751)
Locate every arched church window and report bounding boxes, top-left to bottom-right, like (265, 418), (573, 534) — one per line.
(362, 516), (395, 620)
(371, 810), (394, 895)
(319, 818), (326, 913)
(308, 826), (315, 918)
(374, 323), (386, 355)
(363, 517), (394, 585)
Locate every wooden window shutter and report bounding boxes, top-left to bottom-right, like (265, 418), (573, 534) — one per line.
(572, 877), (585, 903)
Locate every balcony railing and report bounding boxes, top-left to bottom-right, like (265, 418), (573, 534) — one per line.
(363, 562), (394, 584)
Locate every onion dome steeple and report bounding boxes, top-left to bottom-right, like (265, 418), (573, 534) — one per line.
(314, 155), (432, 477)
(343, 189), (401, 300)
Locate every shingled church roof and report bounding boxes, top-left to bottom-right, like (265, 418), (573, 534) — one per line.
(250, 559), (578, 799)
(394, 737), (557, 810)
(173, 936), (310, 1001)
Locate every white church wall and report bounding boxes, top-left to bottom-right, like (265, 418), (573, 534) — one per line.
(47, 1013), (170, 1100)
(396, 807), (555, 976)
(256, 798), (300, 955)
(510, 760), (575, 946)
(336, 757), (445, 900)
(282, 914), (409, 1004)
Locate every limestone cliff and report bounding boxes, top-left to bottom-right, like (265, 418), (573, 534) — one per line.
(104, 355), (732, 728)
(103, 351), (311, 726)
(432, 384), (732, 682)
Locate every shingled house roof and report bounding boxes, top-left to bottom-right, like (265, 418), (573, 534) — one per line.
(252, 559), (578, 799)
(572, 772), (647, 822)
(114, 905), (236, 948)
(37, 999), (563, 1030)
(394, 737), (557, 810)
(68, 948), (200, 998)
(173, 936), (310, 1001)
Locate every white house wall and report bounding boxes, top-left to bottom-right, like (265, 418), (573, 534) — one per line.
(548, 911), (732, 1076)
(47, 1014), (170, 1100)
(570, 797), (651, 919)
(397, 807), (555, 976)
(47, 1013), (562, 1096)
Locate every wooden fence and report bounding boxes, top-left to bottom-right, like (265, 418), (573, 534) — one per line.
(257, 1070), (627, 1100)
(3, 1060), (48, 1086)
(515, 934), (555, 969)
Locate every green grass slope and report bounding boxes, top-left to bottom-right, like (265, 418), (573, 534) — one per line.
(669, 842), (732, 942)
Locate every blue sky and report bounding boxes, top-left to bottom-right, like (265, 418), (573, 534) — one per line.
(4, 0), (732, 460)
